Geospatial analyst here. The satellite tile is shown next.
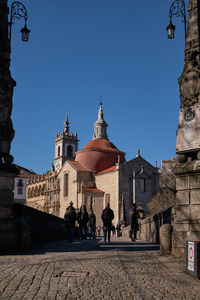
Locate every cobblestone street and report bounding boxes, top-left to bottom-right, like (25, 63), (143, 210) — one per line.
(0, 237), (200, 300)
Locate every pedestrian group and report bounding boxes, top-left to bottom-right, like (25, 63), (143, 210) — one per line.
(64, 201), (139, 243)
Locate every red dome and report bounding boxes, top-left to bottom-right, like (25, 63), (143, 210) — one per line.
(75, 138), (126, 173)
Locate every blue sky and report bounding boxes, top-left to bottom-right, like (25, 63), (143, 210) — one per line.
(9, 0), (188, 173)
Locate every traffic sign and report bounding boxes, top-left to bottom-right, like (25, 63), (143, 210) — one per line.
(186, 241), (200, 278)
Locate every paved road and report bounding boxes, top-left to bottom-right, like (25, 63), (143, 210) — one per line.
(0, 237), (200, 300)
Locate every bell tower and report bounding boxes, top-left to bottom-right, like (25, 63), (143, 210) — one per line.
(54, 115), (79, 172)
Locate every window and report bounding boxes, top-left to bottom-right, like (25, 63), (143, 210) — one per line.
(17, 179), (23, 195)
(18, 179), (23, 186)
(67, 145), (73, 157)
(31, 188), (34, 197)
(35, 186), (38, 197)
(18, 187), (23, 195)
(58, 146), (60, 157)
(64, 173), (68, 197)
(105, 194), (110, 204)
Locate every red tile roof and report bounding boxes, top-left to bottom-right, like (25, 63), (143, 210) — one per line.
(96, 165), (117, 175)
(82, 138), (125, 154)
(68, 161), (93, 172)
(14, 164), (36, 174)
(18, 174), (38, 178)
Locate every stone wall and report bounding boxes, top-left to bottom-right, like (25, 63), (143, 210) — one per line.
(172, 169), (200, 257)
(13, 203), (66, 251)
(137, 207), (175, 243)
(95, 169), (119, 225)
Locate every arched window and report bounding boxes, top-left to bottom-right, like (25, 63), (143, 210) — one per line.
(28, 188), (31, 198)
(38, 185), (41, 196)
(34, 186), (38, 197)
(41, 184), (45, 195)
(58, 146), (60, 157)
(64, 173), (68, 197)
(67, 145), (73, 157)
(31, 187), (34, 197)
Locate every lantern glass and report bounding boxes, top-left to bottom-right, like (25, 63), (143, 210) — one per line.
(20, 25), (30, 42)
(166, 22), (175, 39)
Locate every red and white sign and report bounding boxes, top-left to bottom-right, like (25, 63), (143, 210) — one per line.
(188, 242), (194, 272)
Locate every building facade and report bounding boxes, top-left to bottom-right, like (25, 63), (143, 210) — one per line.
(14, 165), (36, 205)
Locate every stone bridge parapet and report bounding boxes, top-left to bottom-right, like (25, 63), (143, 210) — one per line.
(13, 203), (66, 251)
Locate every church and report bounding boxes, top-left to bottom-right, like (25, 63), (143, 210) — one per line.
(26, 103), (159, 226)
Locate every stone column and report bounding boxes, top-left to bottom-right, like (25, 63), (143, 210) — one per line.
(160, 224), (172, 255)
(0, 171), (17, 252)
(0, 0), (18, 252)
(0, 0), (15, 162)
(173, 0), (200, 257)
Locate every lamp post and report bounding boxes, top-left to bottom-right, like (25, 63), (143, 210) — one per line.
(0, 1), (30, 166)
(166, 0), (187, 39)
(8, 1), (30, 45)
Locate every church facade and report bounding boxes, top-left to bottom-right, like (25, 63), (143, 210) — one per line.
(26, 104), (159, 226)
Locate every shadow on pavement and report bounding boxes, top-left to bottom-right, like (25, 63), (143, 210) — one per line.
(15, 237), (160, 255)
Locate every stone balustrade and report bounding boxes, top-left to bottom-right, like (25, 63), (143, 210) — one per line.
(137, 207), (175, 243)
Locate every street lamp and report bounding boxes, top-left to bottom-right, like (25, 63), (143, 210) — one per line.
(8, 1), (30, 44)
(166, 0), (187, 39)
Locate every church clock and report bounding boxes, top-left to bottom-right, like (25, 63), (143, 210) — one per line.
(55, 161), (61, 172)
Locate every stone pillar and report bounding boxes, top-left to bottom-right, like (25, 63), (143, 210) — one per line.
(0, 1), (18, 252)
(0, 170), (17, 252)
(172, 0), (200, 257)
(0, 0), (15, 163)
(160, 224), (172, 255)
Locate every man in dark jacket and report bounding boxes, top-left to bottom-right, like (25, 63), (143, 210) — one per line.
(129, 203), (140, 242)
(88, 210), (96, 239)
(101, 203), (114, 242)
(77, 205), (89, 240)
(64, 206), (77, 242)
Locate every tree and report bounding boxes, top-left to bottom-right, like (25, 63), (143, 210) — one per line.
(148, 171), (176, 215)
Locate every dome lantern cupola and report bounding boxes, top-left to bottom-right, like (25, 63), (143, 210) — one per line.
(93, 102), (108, 140)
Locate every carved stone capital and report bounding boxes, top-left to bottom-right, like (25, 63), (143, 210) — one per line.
(179, 65), (200, 108)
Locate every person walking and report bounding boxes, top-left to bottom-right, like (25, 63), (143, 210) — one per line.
(116, 222), (121, 237)
(64, 206), (77, 242)
(77, 205), (89, 240)
(101, 203), (114, 242)
(129, 203), (140, 242)
(88, 209), (96, 239)
(111, 223), (116, 237)
(97, 225), (101, 236)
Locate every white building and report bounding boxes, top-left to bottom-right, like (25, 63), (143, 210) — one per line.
(14, 164), (36, 205)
